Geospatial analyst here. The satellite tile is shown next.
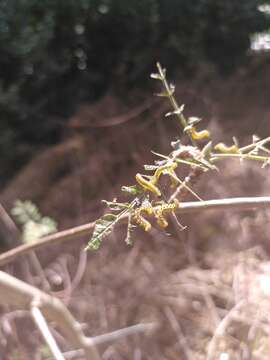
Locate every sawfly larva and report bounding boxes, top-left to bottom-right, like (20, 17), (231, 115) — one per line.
(132, 204), (153, 231)
(135, 173), (161, 196)
(214, 143), (239, 154)
(154, 200), (179, 229)
(189, 127), (210, 140)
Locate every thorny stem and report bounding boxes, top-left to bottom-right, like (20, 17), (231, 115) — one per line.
(156, 63), (190, 135)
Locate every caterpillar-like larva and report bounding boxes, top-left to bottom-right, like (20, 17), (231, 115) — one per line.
(154, 200), (179, 229)
(135, 173), (161, 196)
(132, 204), (153, 231)
(214, 143), (239, 154)
(189, 127), (210, 140)
(153, 162), (178, 182)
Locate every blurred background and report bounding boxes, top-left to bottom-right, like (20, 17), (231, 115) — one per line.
(1, 1), (270, 359)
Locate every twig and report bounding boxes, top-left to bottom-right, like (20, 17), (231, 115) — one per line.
(0, 271), (157, 357)
(70, 247), (88, 293)
(164, 306), (193, 360)
(156, 63), (188, 130)
(0, 202), (21, 246)
(1, 196), (270, 266)
(31, 303), (66, 360)
(211, 153), (270, 162)
(28, 251), (51, 291)
(70, 99), (155, 128)
(90, 322), (158, 346)
(0, 220), (96, 266)
(206, 301), (246, 360)
(0, 271), (101, 360)
(0, 201), (51, 290)
(45, 349), (84, 360)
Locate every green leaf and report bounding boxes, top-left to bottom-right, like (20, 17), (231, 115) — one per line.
(121, 185), (142, 195)
(102, 200), (130, 211)
(86, 213), (117, 250)
(155, 91), (170, 97)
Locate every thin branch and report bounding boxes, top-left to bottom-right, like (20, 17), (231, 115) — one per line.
(177, 196), (270, 213)
(31, 304), (66, 360)
(70, 98), (156, 128)
(90, 322), (158, 346)
(0, 220), (96, 266)
(0, 271), (157, 356)
(206, 301), (246, 360)
(0, 202), (21, 246)
(0, 201), (51, 290)
(45, 349), (84, 360)
(164, 306), (193, 360)
(211, 152), (270, 162)
(0, 271), (100, 360)
(1, 196), (270, 266)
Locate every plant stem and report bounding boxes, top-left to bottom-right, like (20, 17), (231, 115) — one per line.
(239, 136), (270, 153)
(1, 196), (270, 266)
(156, 63), (188, 130)
(211, 153), (270, 162)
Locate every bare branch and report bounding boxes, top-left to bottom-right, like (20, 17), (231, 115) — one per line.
(0, 271), (100, 360)
(0, 271), (157, 357)
(1, 196), (270, 266)
(0, 220), (95, 266)
(31, 304), (66, 360)
(90, 322), (158, 346)
(206, 301), (246, 360)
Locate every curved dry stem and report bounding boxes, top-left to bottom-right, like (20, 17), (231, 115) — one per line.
(1, 196), (270, 266)
(0, 271), (101, 360)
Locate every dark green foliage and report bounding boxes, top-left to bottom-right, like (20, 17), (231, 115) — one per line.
(0, 0), (269, 182)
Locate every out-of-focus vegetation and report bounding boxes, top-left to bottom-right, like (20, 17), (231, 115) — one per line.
(0, 0), (269, 182)
(11, 200), (57, 244)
